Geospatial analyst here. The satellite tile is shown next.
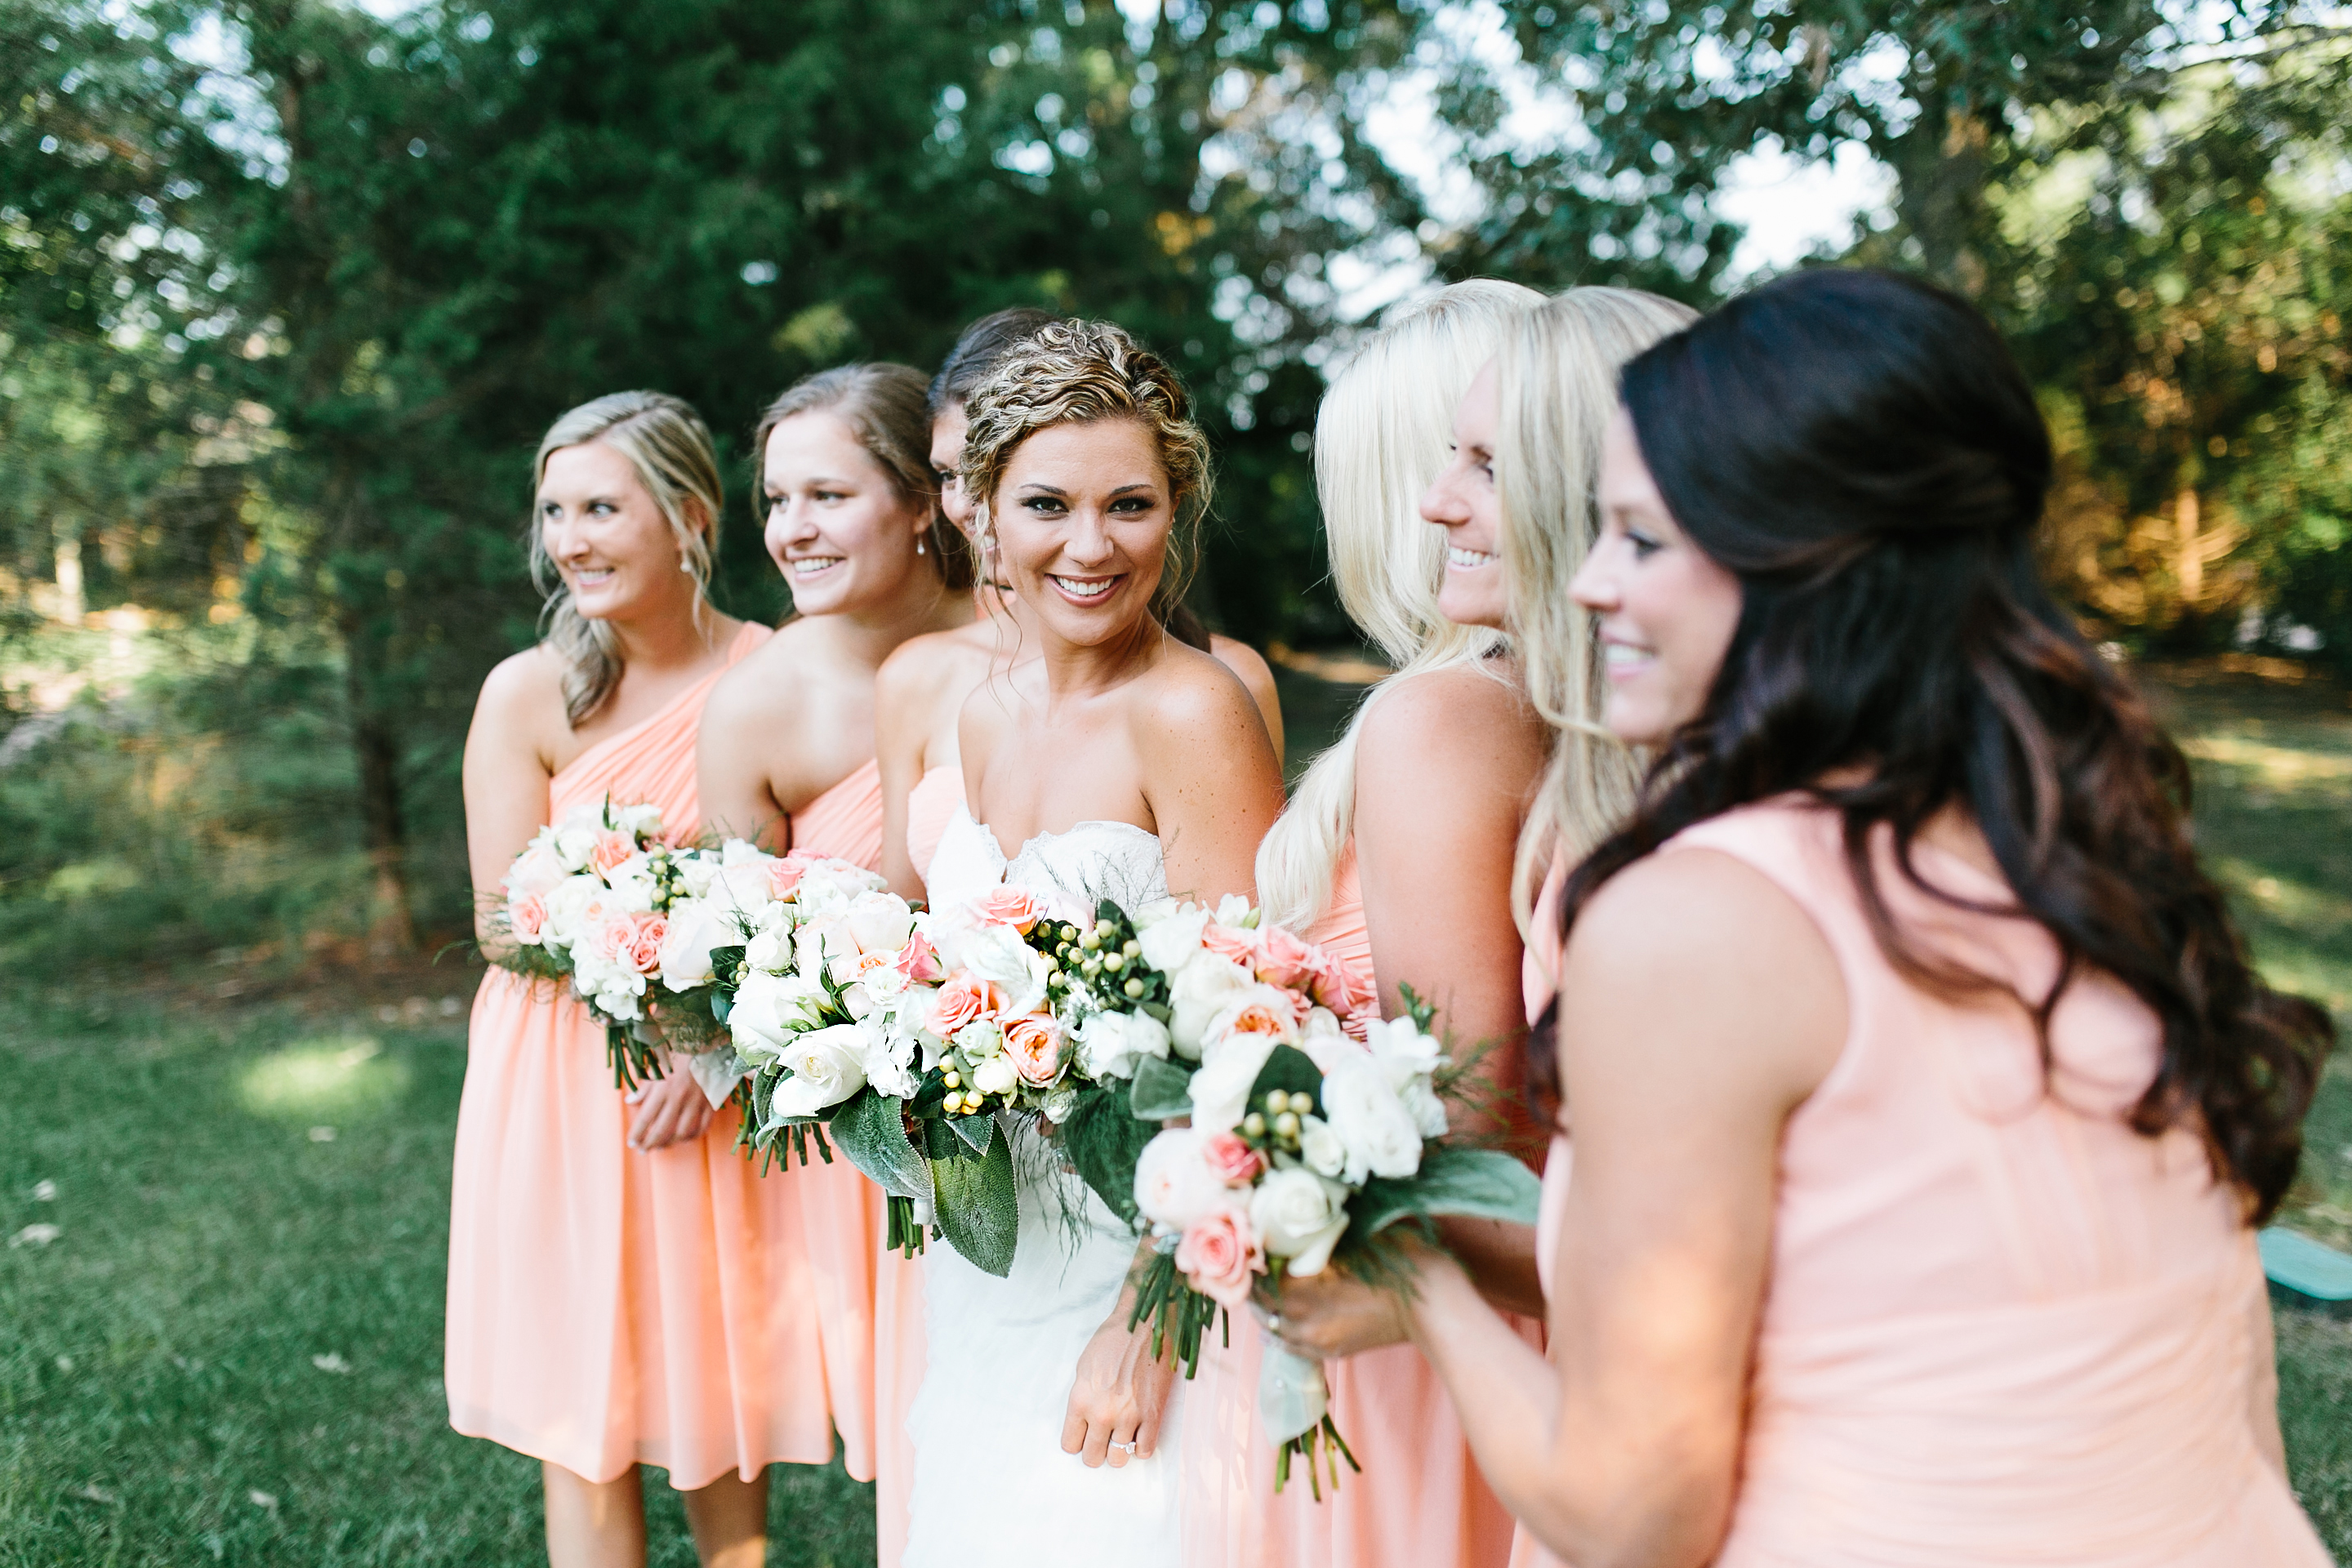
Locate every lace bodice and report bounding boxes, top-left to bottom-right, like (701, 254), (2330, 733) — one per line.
(927, 804), (1168, 917)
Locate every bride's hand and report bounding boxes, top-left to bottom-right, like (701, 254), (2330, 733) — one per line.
(1060, 1303), (1178, 1470)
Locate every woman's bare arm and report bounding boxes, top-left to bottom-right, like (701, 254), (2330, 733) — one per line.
(1138, 655), (1285, 905)
(461, 651), (560, 947)
(875, 640), (944, 899)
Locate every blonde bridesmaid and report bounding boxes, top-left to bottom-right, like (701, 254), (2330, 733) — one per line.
(1273, 269), (2333, 1567)
(449, 391), (794, 1568)
(879, 307), (1281, 904)
(696, 363), (974, 1568)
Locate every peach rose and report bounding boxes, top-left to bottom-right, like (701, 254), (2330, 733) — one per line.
(1200, 920), (1259, 969)
(973, 886), (1046, 933)
(510, 892), (549, 944)
(892, 930), (943, 985)
(1200, 1130), (1266, 1187)
(1176, 1209), (1263, 1309)
(927, 973), (1008, 1037)
(1004, 1013), (1066, 1088)
(589, 831), (636, 875)
(768, 857), (813, 898)
(1310, 950), (1376, 1022)
(1254, 924), (1318, 990)
(1225, 988), (1310, 1044)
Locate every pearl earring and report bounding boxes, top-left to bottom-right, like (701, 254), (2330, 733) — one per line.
(916, 537), (927, 557)
(679, 555), (694, 575)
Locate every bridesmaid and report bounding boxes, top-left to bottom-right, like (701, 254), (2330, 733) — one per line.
(879, 307), (1281, 902)
(1187, 284), (1687, 1568)
(696, 363), (975, 1566)
(1273, 269), (2334, 1566)
(450, 391), (795, 1568)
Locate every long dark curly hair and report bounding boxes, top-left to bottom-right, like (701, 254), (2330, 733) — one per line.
(1530, 268), (2328, 1221)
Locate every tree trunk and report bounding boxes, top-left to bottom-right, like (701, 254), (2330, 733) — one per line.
(2176, 484), (2204, 606)
(342, 625), (416, 955)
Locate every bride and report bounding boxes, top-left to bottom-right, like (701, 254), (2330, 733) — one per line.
(908, 319), (1285, 1565)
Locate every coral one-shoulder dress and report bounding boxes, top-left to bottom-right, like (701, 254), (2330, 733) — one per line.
(447, 623), (849, 1490)
(1513, 801), (2328, 1567)
(1180, 844), (1521, 1568)
(783, 758), (926, 1566)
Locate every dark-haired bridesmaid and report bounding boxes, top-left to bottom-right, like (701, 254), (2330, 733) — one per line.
(1270, 268), (2332, 1568)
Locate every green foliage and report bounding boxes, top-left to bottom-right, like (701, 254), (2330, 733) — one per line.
(929, 1113), (1018, 1278)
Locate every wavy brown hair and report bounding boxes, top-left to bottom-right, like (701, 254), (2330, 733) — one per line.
(1531, 268), (2329, 1221)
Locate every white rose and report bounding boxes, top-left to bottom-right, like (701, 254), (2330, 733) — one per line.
(553, 824), (601, 871)
(845, 891), (915, 957)
(1134, 902), (1210, 976)
(1296, 1007), (1351, 1072)
(1167, 952), (1255, 1060)
(612, 803), (664, 839)
(1074, 1009), (1172, 1080)
(1319, 1054), (1425, 1183)
(1248, 1167), (1351, 1275)
(1183, 1031), (1278, 1135)
(859, 1026), (919, 1101)
(767, 1022), (868, 1118)
(728, 972), (831, 1065)
(1133, 1129), (1237, 1230)
(656, 899), (733, 990)
(504, 843), (568, 898)
(950, 925), (1049, 1018)
(1297, 1114), (1348, 1179)
(1363, 1016), (1448, 1138)
(602, 856), (658, 914)
(1213, 893), (1258, 929)
(744, 920), (795, 974)
(970, 1055), (1018, 1097)
(678, 854), (722, 898)
(955, 1018), (1004, 1059)
(540, 874), (610, 951)
(793, 872), (855, 919)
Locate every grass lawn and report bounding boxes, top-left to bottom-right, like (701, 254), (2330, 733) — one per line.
(2, 659), (2348, 1563)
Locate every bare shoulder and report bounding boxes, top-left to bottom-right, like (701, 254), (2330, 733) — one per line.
(704, 617), (819, 728)
(1133, 639), (1265, 748)
(1564, 847), (1846, 1101)
(474, 645), (565, 731)
(1357, 662), (1538, 757)
(1208, 634), (1276, 695)
(878, 624), (993, 706)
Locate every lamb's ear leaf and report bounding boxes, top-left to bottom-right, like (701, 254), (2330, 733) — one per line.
(1128, 1055), (1196, 1120)
(825, 1089), (932, 1202)
(932, 1120), (1019, 1277)
(1352, 1146), (1541, 1238)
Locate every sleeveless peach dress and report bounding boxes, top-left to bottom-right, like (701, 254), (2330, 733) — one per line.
(446, 623), (849, 1490)
(787, 759), (928, 1567)
(1180, 844), (1521, 1568)
(1512, 801), (2329, 1567)
(904, 766), (964, 896)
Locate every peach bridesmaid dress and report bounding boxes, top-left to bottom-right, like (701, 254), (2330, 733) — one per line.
(1180, 844), (1521, 1568)
(1512, 801), (2329, 1566)
(903, 766), (964, 893)
(786, 758), (929, 1568)
(446, 623), (850, 1491)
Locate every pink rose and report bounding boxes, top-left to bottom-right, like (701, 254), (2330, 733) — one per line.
(768, 856), (813, 898)
(626, 912), (666, 974)
(589, 831), (635, 875)
(1200, 920), (1259, 969)
(1004, 1013), (1065, 1088)
(927, 973), (1007, 1037)
(892, 931), (943, 985)
(1254, 924), (1318, 990)
(973, 886), (1046, 933)
(1310, 950), (1376, 1022)
(1200, 1131), (1265, 1187)
(1176, 1210), (1263, 1309)
(510, 892), (548, 943)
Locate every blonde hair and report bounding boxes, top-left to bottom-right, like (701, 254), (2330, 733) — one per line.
(755, 362), (974, 591)
(530, 390), (723, 728)
(1498, 287), (1699, 927)
(1254, 280), (1544, 932)
(960, 318), (1212, 630)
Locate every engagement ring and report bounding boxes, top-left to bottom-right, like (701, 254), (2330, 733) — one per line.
(1110, 1440), (1138, 1455)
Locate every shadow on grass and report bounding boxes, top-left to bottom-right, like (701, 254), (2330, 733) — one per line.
(0, 991), (873, 1567)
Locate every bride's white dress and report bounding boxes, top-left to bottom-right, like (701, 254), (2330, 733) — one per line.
(904, 804), (1183, 1568)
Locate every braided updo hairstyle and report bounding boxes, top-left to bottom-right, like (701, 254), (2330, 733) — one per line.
(959, 318), (1213, 635)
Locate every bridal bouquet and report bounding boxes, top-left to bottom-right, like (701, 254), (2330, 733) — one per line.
(490, 799), (718, 1087)
(1126, 951), (1541, 1497)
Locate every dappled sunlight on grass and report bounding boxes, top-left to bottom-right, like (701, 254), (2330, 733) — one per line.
(238, 1036), (411, 1122)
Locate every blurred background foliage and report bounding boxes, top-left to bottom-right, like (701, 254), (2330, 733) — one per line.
(0, 0), (2347, 969)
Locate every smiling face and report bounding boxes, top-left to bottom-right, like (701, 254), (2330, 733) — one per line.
(1570, 408), (1746, 746)
(929, 400), (975, 538)
(990, 418), (1172, 648)
(537, 440), (698, 624)
(1419, 359), (1507, 629)
(764, 409), (933, 617)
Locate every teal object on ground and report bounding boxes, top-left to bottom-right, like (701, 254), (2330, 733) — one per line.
(2261, 1226), (2352, 1312)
